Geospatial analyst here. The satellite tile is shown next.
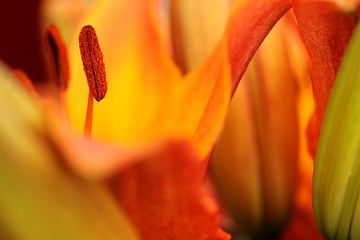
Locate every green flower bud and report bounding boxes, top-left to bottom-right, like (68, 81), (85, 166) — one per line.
(313, 22), (360, 240)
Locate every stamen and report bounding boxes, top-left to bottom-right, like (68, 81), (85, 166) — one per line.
(79, 25), (107, 138)
(44, 24), (70, 91)
(79, 25), (107, 102)
(84, 91), (94, 137)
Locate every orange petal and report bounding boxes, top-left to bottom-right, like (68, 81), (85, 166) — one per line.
(280, 141), (322, 240)
(182, 43), (231, 160)
(292, 0), (355, 157)
(226, 0), (292, 95)
(109, 141), (230, 240)
(281, 209), (322, 240)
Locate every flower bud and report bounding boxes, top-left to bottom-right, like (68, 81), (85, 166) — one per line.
(313, 22), (360, 240)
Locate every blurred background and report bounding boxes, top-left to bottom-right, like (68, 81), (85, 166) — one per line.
(0, 0), (47, 81)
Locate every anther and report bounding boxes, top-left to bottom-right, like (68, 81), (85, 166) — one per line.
(79, 25), (107, 137)
(79, 25), (107, 102)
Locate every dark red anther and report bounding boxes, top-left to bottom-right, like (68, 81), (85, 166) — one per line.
(79, 25), (107, 102)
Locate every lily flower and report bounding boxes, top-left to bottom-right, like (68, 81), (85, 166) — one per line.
(0, 0), (291, 239)
(3, 0), (359, 239)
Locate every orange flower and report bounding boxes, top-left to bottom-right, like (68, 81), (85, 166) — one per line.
(54, 1), (296, 236)
(3, 0), (358, 239)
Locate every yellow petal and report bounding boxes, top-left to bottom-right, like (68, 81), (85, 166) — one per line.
(67, 0), (181, 142)
(170, 0), (230, 72)
(66, 0), (231, 158)
(41, 0), (95, 43)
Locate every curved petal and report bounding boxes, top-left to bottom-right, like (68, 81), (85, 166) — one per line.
(183, 0), (293, 157)
(227, 0), (292, 95)
(109, 141), (230, 240)
(292, 0), (355, 157)
(181, 44), (231, 159)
